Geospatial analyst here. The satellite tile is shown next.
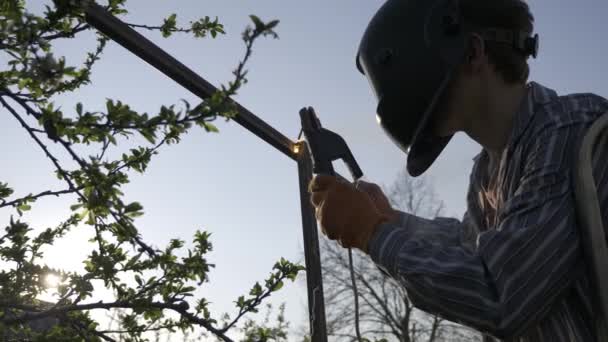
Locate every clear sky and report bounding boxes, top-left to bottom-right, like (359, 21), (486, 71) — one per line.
(2, 0), (607, 339)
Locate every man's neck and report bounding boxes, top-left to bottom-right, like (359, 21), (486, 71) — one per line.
(464, 82), (527, 155)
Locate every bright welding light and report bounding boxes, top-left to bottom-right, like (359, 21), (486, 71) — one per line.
(293, 143), (301, 154)
(44, 273), (61, 289)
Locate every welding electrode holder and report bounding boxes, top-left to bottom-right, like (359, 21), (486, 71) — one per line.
(299, 107), (363, 180)
(298, 106), (365, 342)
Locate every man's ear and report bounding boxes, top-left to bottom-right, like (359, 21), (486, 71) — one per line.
(465, 33), (486, 73)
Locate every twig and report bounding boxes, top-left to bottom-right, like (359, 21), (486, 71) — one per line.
(7, 92), (161, 260)
(0, 187), (82, 208)
(97, 136), (113, 160)
(41, 24), (90, 41)
(99, 323), (177, 334)
(69, 316), (117, 342)
(220, 273), (288, 334)
(125, 22), (193, 34)
(0, 96), (117, 268)
(109, 136), (168, 176)
(0, 97), (77, 191)
(7, 92), (161, 259)
(38, 21), (264, 134)
(103, 213), (158, 258)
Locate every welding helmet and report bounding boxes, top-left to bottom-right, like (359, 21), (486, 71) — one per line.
(356, 0), (539, 176)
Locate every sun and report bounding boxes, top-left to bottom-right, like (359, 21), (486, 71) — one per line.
(44, 273), (61, 288)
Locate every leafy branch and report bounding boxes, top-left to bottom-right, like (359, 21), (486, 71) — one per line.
(220, 258), (304, 334)
(0, 2), (300, 341)
(125, 13), (225, 39)
(1, 300), (230, 340)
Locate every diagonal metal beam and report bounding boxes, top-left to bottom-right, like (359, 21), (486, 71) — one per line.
(83, 1), (297, 160)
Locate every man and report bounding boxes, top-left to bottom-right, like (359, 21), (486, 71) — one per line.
(308, 0), (608, 341)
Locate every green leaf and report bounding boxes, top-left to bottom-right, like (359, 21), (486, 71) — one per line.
(107, 134), (117, 145)
(167, 13), (177, 25)
(134, 274), (142, 286)
(124, 202), (143, 213)
(236, 295), (245, 308)
(139, 129), (156, 144)
(17, 203), (31, 212)
(78, 209), (90, 221)
(161, 13), (178, 38)
(17, 78), (29, 90)
(203, 122), (219, 133)
(266, 20), (280, 30)
(0, 182), (14, 199)
(250, 282), (263, 296)
(249, 15), (264, 30)
(76, 102), (83, 115)
(273, 280), (283, 291)
(84, 260), (95, 272)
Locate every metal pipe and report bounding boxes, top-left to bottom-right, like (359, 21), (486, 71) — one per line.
(297, 143), (328, 342)
(83, 1), (297, 160)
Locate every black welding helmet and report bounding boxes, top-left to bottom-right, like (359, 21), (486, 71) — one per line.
(356, 0), (539, 176)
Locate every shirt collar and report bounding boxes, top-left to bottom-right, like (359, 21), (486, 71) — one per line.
(472, 81), (559, 162)
(508, 81), (559, 148)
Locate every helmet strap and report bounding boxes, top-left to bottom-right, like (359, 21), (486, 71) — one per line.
(479, 28), (539, 58)
(444, 0), (539, 58)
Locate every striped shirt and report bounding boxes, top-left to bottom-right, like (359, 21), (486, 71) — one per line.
(368, 82), (608, 341)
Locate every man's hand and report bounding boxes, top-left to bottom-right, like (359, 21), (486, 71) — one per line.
(355, 179), (399, 219)
(308, 175), (397, 253)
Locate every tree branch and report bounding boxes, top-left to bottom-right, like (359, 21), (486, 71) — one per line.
(41, 24), (90, 41)
(220, 276), (287, 334)
(1, 300), (233, 342)
(0, 187), (82, 208)
(0, 97), (77, 191)
(125, 22), (192, 34)
(5, 93), (160, 259)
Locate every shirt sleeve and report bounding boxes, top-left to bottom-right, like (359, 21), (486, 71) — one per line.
(368, 123), (588, 339)
(386, 210), (469, 246)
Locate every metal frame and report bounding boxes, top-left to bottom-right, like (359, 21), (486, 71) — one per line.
(84, 3), (328, 341)
(297, 145), (328, 342)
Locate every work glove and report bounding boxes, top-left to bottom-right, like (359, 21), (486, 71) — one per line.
(308, 175), (398, 253)
(354, 179), (399, 220)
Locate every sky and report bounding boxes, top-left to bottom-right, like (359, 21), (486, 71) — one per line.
(1, 0), (608, 340)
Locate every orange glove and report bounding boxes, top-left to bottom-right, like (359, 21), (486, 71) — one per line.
(354, 179), (399, 220)
(308, 175), (397, 253)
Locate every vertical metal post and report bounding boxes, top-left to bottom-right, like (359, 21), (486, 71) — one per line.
(297, 142), (328, 342)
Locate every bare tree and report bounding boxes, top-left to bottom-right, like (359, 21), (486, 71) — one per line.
(319, 168), (482, 342)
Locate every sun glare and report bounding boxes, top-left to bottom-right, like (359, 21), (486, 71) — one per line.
(45, 273), (61, 288)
